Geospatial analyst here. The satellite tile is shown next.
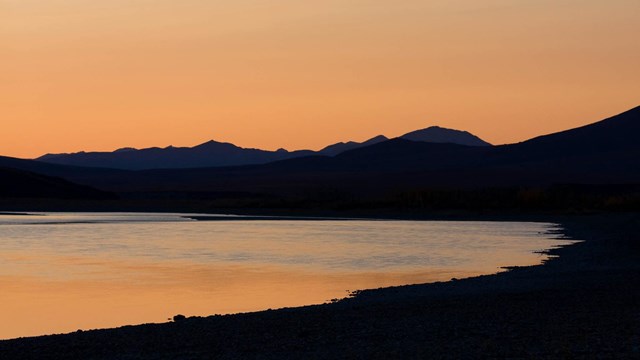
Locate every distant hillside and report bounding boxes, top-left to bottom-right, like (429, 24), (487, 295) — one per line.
(400, 126), (492, 146)
(318, 127), (491, 157)
(57, 106), (638, 194)
(2, 106), (638, 205)
(38, 140), (315, 170)
(318, 135), (389, 156)
(0, 167), (114, 199)
(36, 126), (491, 170)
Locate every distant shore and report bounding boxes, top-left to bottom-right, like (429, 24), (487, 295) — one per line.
(0, 212), (638, 359)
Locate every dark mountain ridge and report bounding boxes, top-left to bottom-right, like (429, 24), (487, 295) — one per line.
(500, 106), (640, 160)
(1, 106), (638, 202)
(400, 126), (492, 146)
(104, 106), (640, 192)
(36, 126), (491, 170)
(318, 135), (389, 156)
(38, 140), (316, 170)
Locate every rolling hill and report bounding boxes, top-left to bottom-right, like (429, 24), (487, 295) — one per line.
(400, 126), (491, 146)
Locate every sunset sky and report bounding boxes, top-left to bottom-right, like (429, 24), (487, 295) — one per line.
(1, 0), (638, 158)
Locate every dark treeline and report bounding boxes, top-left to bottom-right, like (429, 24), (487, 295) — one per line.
(118, 183), (640, 213)
(2, 184), (639, 214)
(392, 184), (640, 212)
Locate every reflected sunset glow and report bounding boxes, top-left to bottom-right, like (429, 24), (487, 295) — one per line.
(0, 213), (575, 339)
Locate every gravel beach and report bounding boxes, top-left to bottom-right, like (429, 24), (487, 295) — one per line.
(1, 213), (638, 359)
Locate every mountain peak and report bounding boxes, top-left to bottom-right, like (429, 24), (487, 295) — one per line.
(400, 126), (491, 147)
(365, 135), (389, 143)
(114, 147), (137, 153)
(34, 125), (493, 170)
(192, 139), (238, 149)
(198, 140), (223, 146)
(319, 134), (389, 156)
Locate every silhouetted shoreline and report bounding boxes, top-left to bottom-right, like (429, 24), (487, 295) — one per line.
(0, 212), (638, 358)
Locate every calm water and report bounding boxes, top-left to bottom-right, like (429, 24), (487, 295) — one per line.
(0, 212), (574, 339)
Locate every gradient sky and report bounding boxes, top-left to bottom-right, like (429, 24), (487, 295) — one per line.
(1, 0), (638, 158)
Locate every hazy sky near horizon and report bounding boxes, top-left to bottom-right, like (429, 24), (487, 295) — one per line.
(1, 0), (638, 158)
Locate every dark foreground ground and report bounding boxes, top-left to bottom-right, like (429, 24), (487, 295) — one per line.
(1, 213), (639, 359)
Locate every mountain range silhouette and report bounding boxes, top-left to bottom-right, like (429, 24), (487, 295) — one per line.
(37, 126), (491, 170)
(0, 106), (638, 202)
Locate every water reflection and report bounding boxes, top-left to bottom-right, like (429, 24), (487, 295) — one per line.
(0, 213), (573, 339)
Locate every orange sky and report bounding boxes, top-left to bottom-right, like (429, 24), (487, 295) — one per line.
(1, 0), (638, 158)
